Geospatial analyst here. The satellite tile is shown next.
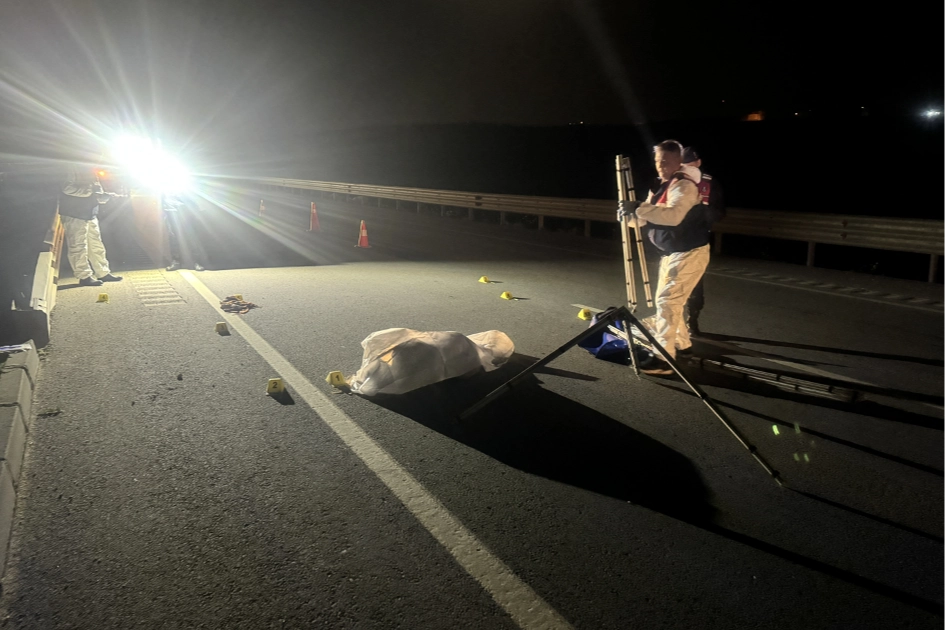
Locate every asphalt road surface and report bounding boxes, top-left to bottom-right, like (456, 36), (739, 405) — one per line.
(1, 189), (941, 629)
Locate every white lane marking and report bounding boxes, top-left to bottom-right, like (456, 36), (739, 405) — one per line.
(705, 270), (944, 313)
(179, 270), (573, 630)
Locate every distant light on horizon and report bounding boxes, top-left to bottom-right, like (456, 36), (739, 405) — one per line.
(924, 109), (942, 118)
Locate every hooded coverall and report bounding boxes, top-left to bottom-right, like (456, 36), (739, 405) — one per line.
(634, 172), (710, 359)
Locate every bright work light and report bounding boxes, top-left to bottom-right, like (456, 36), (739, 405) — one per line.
(110, 134), (193, 194)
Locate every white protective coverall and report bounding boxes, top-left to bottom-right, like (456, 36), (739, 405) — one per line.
(61, 215), (112, 280)
(634, 170), (710, 359)
(59, 168), (113, 280)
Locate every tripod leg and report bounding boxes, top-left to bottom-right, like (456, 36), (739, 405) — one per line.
(620, 318), (640, 378)
(622, 309), (784, 487)
(459, 311), (624, 420)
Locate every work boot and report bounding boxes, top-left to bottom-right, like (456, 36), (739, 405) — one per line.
(166, 260), (181, 272)
(637, 350), (674, 376)
(99, 274), (123, 282)
(79, 276), (103, 287)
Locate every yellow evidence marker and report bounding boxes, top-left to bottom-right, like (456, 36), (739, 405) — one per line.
(325, 371), (349, 389)
(266, 378), (285, 395)
(500, 291), (514, 300)
(215, 322), (230, 335)
(577, 308), (592, 320)
(478, 276), (490, 283)
(96, 293), (109, 303)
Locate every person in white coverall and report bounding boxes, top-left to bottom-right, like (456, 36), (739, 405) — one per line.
(58, 165), (123, 287)
(621, 140), (711, 375)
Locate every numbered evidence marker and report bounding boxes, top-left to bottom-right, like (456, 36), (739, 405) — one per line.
(266, 378), (285, 395)
(325, 371), (349, 389)
(96, 293), (109, 303)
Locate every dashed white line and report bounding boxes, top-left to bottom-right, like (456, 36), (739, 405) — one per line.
(706, 270), (943, 313)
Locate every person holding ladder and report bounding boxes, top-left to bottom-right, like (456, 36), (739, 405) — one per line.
(623, 140), (710, 375)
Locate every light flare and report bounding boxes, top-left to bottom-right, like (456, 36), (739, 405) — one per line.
(110, 134), (193, 194)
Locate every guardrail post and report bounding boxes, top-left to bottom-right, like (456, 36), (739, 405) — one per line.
(499, 212), (507, 225)
(930, 254), (939, 283)
(467, 208), (474, 220)
(713, 232), (723, 255)
(417, 202), (421, 214)
(806, 242), (816, 267)
(584, 220), (591, 238)
(538, 215), (545, 230)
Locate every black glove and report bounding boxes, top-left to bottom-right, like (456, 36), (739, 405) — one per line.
(617, 200), (641, 221)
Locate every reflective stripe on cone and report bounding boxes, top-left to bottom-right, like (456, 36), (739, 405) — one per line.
(355, 220), (371, 248)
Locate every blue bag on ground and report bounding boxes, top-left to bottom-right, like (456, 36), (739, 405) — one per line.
(578, 307), (630, 362)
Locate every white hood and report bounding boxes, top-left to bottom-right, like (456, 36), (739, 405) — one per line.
(680, 164), (702, 183)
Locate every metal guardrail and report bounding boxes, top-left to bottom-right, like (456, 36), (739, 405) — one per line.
(237, 176), (944, 282)
(716, 209), (943, 281)
(244, 177), (613, 222)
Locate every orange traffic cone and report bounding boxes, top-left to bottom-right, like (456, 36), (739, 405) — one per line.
(308, 202), (320, 232)
(355, 220), (371, 248)
(259, 199), (265, 216)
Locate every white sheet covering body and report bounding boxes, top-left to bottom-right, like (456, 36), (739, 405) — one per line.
(348, 328), (514, 396)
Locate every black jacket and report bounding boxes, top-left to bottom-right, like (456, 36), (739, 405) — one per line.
(643, 175), (711, 254)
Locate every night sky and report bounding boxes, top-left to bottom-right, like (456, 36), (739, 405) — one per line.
(0, 0), (941, 161)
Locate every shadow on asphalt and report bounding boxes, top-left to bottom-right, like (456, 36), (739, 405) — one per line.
(565, 361), (945, 616)
(56, 282), (85, 291)
(371, 356), (945, 617)
(687, 339), (944, 427)
(699, 522), (944, 616)
(709, 397), (943, 478)
(655, 376), (945, 542)
(370, 353), (717, 526)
